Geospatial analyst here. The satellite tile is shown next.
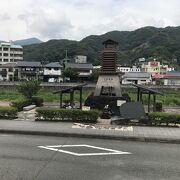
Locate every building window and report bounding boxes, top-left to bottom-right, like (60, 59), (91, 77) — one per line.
(3, 59), (8, 62)
(3, 53), (8, 56)
(3, 47), (8, 51)
(9, 68), (13, 72)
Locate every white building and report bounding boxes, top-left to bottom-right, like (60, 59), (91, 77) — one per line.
(117, 66), (141, 73)
(65, 62), (93, 81)
(163, 72), (180, 85)
(43, 62), (63, 82)
(130, 66), (141, 72)
(141, 60), (173, 74)
(75, 55), (87, 63)
(93, 65), (101, 70)
(0, 42), (23, 65)
(122, 72), (152, 85)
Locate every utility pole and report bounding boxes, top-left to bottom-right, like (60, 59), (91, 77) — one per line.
(65, 50), (68, 59)
(12, 49), (14, 82)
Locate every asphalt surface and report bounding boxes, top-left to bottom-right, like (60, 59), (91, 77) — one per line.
(0, 134), (179, 180)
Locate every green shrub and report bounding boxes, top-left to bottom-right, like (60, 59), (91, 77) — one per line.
(17, 80), (41, 100)
(172, 99), (180, 106)
(155, 101), (163, 111)
(174, 114), (180, 125)
(11, 99), (31, 111)
(0, 107), (18, 119)
(32, 96), (43, 107)
(36, 108), (99, 123)
(148, 112), (180, 126)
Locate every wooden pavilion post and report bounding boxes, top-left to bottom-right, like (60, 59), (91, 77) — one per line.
(70, 90), (74, 108)
(137, 88), (140, 101)
(79, 87), (82, 109)
(60, 92), (62, 108)
(139, 91), (143, 102)
(148, 92), (151, 112)
(153, 94), (156, 112)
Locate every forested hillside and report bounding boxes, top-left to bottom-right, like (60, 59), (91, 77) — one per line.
(23, 26), (180, 66)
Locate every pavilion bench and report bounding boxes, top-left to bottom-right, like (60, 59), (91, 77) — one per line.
(23, 105), (36, 111)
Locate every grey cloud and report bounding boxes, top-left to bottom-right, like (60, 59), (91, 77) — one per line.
(18, 10), (73, 39)
(11, 0), (180, 41)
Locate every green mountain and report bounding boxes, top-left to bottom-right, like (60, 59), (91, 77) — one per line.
(23, 26), (180, 65)
(14, 38), (43, 46)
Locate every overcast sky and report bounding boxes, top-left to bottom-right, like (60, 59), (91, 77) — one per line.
(0, 0), (180, 41)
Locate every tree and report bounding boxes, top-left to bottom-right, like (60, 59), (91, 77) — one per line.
(17, 80), (41, 100)
(62, 68), (79, 81)
(90, 69), (100, 82)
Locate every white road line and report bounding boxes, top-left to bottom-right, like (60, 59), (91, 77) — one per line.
(46, 144), (88, 148)
(76, 152), (131, 156)
(38, 144), (131, 156)
(38, 146), (80, 156)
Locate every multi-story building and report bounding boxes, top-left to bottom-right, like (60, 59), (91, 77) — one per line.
(17, 61), (43, 81)
(0, 63), (17, 81)
(141, 61), (170, 75)
(43, 62), (63, 82)
(0, 42), (23, 65)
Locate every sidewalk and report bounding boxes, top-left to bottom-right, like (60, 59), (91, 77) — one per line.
(0, 119), (180, 144)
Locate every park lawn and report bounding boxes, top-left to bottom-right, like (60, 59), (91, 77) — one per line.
(128, 90), (180, 106)
(0, 89), (92, 103)
(0, 88), (179, 106)
(0, 89), (23, 101)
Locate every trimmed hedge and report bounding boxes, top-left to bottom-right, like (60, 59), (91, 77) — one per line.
(36, 108), (99, 123)
(148, 112), (180, 126)
(32, 96), (43, 107)
(0, 107), (18, 119)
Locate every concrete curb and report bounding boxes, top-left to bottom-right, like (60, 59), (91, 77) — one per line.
(0, 129), (179, 144)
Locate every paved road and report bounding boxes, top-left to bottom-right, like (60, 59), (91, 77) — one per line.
(0, 134), (179, 180)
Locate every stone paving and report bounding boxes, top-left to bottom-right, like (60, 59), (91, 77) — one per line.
(0, 117), (179, 143)
(17, 109), (36, 121)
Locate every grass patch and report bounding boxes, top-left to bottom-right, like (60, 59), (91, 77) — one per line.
(127, 90), (180, 106)
(0, 89), (92, 103)
(0, 88), (179, 107)
(0, 89), (23, 101)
